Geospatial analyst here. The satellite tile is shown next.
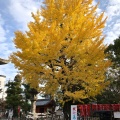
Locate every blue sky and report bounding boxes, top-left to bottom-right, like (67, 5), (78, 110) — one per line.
(0, 0), (120, 82)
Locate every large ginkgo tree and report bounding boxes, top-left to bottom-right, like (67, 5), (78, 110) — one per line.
(10, 0), (111, 115)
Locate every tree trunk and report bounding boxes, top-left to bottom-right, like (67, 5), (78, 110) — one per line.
(63, 101), (71, 120)
(31, 95), (37, 120)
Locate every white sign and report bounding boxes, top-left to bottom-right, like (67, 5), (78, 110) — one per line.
(114, 112), (120, 118)
(71, 105), (77, 120)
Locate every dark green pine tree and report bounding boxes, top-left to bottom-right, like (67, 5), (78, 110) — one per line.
(5, 74), (23, 117)
(96, 37), (120, 103)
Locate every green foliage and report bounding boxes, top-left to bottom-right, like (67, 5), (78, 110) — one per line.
(5, 74), (23, 116)
(105, 36), (120, 65)
(22, 84), (32, 113)
(22, 84), (31, 101)
(5, 75), (35, 116)
(96, 37), (120, 103)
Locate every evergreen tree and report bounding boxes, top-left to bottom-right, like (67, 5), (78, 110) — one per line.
(96, 37), (120, 103)
(5, 74), (23, 117)
(22, 83), (34, 114)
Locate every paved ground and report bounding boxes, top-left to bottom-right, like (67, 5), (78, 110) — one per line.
(0, 117), (64, 120)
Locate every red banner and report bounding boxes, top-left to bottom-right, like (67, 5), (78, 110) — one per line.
(78, 104), (120, 117)
(78, 104), (91, 117)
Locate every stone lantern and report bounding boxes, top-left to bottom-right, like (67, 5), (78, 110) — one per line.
(29, 88), (38, 119)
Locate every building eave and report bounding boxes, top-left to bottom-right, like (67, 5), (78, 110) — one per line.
(0, 58), (9, 65)
(0, 75), (6, 78)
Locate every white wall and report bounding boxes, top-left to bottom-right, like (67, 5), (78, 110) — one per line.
(0, 75), (6, 99)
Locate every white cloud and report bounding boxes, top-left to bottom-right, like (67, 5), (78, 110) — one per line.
(105, 32), (117, 44)
(8, 0), (41, 31)
(0, 43), (9, 57)
(0, 43), (17, 79)
(105, 19), (120, 44)
(109, 0), (120, 5)
(0, 63), (18, 81)
(112, 20), (120, 31)
(0, 14), (6, 42)
(0, 0), (43, 80)
(106, 1), (120, 22)
(102, 0), (120, 44)
(92, 0), (102, 15)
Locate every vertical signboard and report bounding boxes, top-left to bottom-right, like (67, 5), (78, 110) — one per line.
(71, 105), (77, 120)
